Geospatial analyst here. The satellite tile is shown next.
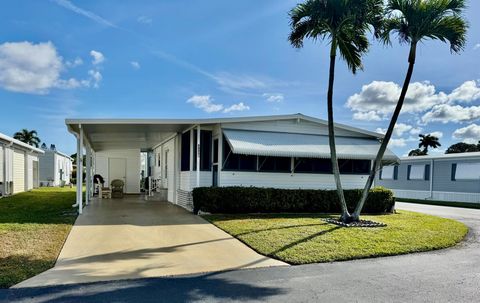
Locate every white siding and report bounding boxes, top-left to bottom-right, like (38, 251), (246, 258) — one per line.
(13, 149), (25, 193)
(0, 146), (3, 183)
(221, 119), (369, 137)
(180, 171), (212, 191)
(95, 149), (140, 193)
(219, 171), (367, 189)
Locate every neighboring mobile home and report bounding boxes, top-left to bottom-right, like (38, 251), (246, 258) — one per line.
(38, 145), (73, 186)
(377, 152), (480, 203)
(66, 114), (398, 213)
(0, 132), (44, 196)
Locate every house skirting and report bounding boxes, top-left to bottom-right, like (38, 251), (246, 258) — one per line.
(177, 189), (193, 211)
(393, 189), (480, 204)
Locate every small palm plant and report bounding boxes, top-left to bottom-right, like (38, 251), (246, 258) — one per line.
(288, 0), (383, 223)
(419, 134), (441, 154)
(353, 0), (467, 220)
(13, 129), (41, 147)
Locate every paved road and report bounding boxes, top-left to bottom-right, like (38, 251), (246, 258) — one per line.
(1, 202), (479, 302)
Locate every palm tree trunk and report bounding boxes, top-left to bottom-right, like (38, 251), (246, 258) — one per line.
(352, 42), (418, 221)
(327, 41), (350, 223)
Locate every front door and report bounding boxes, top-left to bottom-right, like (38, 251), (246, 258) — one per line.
(109, 158), (126, 192)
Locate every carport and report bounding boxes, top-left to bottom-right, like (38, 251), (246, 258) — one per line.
(66, 119), (207, 214)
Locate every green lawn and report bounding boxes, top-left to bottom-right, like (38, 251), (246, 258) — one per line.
(204, 211), (468, 264)
(0, 187), (78, 288)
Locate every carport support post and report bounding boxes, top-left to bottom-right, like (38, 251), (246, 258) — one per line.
(86, 146), (91, 205)
(196, 125), (200, 187)
(78, 125), (83, 214)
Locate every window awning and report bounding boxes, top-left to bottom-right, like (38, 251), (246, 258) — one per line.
(223, 129), (399, 162)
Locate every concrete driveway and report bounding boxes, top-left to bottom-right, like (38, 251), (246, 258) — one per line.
(14, 196), (286, 288)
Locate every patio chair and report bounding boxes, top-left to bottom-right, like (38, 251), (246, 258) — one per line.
(111, 179), (125, 198)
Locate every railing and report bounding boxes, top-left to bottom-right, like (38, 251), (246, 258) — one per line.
(148, 177), (162, 197)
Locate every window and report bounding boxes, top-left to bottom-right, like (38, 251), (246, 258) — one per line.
(454, 162), (480, 180)
(294, 158), (332, 173)
(181, 131), (190, 171)
(339, 159), (370, 174)
(157, 153), (161, 167)
(380, 166), (395, 180)
(408, 164), (426, 180)
(258, 156), (291, 172)
(193, 130), (212, 171)
(222, 138), (257, 171)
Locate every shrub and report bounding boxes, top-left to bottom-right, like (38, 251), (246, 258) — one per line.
(193, 186), (395, 215)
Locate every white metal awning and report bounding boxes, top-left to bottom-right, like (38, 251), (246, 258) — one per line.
(223, 129), (399, 161)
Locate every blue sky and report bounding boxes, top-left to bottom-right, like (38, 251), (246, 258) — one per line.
(0, 0), (479, 156)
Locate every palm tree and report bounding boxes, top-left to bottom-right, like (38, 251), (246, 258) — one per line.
(13, 129), (41, 147)
(419, 134), (441, 154)
(353, 0), (467, 220)
(289, 0), (383, 223)
(408, 148), (426, 156)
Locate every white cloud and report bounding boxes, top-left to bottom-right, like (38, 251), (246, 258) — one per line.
(448, 80), (480, 103)
(375, 123), (413, 137)
(452, 124), (480, 143)
(353, 111), (383, 121)
(410, 127), (423, 135)
(474, 43), (480, 50)
(428, 131), (443, 139)
(187, 95), (223, 113)
(130, 61), (140, 69)
(55, 78), (82, 89)
(347, 81), (448, 120)
(223, 102), (250, 113)
(349, 80), (480, 123)
(388, 138), (407, 148)
(213, 72), (267, 91)
(263, 93), (284, 103)
(87, 69), (102, 88)
(137, 16), (152, 24)
(421, 104), (480, 124)
(90, 50), (104, 65)
(65, 57), (83, 68)
(0, 41), (79, 94)
(52, 0), (116, 28)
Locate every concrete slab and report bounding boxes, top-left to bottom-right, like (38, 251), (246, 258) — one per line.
(14, 196), (286, 288)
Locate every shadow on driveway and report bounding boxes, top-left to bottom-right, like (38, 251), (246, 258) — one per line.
(1, 271), (287, 303)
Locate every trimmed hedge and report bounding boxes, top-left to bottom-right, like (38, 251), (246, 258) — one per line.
(193, 186), (395, 214)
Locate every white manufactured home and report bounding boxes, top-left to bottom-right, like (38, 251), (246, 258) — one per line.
(65, 114), (398, 213)
(0, 132), (44, 197)
(377, 152), (480, 204)
(38, 146), (73, 187)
